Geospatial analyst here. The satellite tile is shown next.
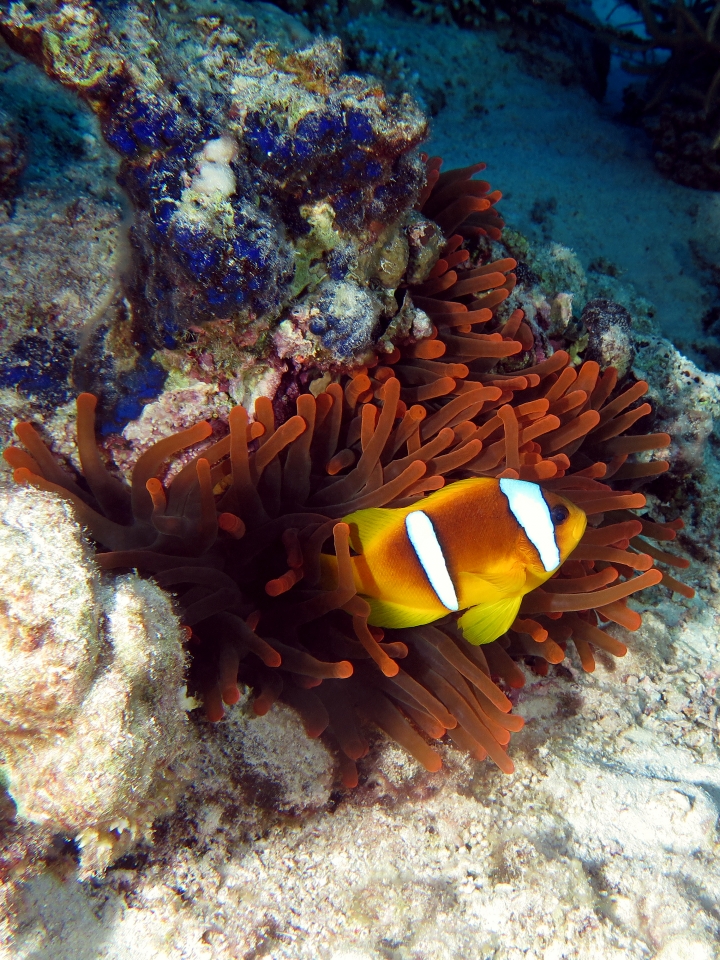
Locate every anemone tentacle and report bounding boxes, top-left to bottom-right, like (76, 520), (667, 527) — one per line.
(4, 160), (691, 784)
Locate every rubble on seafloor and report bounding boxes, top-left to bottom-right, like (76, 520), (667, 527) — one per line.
(0, 1), (719, 958)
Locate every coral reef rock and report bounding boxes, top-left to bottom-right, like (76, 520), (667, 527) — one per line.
(0, 31), (125, 427)
(0, 0), (432, 430)
(0, 482), (197, 876)
(581, 297), (635, 379)
(636, 336), (720, 472)
(196, 690), (334, 815)
(0, 106), (26, 199)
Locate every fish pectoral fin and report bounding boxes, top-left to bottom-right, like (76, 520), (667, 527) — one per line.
(365, 597), (438, 630)
(466, 562), (526, 594)
(455, 573), (507, 606)
(458, 596), (523, 646)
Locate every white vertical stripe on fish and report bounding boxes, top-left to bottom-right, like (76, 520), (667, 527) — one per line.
(499, 478), (560, 572)
(405, 510), (459, 611)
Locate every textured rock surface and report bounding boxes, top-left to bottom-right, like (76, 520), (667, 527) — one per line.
(2, 569), (718, 958)
(581, 298), (634, 378)
(0, 107), (26, 198)
(0, 483), (198, 877)
(0, 34), (125, 431)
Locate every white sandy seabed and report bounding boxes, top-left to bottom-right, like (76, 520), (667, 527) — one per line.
(3, 8), (720, 960)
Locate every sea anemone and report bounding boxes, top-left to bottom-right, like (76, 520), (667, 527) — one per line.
(3, 160), (692, 786)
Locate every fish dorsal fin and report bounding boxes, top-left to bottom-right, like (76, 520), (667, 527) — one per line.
(344, 479), (492, 553)
(458, 595), (523, 646)
(344, 506), (402, 554)
(416, 476), (492, 507)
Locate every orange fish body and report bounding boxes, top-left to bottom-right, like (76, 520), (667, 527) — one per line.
(336, 477), (586, 646)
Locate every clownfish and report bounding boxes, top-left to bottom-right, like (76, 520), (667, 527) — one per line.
(336, 477), (587, 646)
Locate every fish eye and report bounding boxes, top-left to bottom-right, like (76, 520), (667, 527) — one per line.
(551, 504), (569, 525)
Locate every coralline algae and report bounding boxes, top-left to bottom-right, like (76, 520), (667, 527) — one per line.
(0, 0), (433, 430)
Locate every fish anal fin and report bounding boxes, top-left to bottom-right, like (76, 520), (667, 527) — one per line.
(458, 596), (522, 646)
(366, 597), (439, 630)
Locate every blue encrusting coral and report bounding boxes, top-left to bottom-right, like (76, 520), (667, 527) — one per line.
(0, 332), (76, 408)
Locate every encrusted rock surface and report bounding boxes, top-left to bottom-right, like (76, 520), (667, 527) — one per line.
(2, 556), (718, 958)
(581, 298), (634, 379)
(0, 107), (26, 198)
(0, 0), (434, 432)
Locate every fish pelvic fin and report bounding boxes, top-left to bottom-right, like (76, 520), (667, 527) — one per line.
(458, 595), (523, 646)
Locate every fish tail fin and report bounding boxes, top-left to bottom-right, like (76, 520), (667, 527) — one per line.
(458, 596), (523, 646)
(319, 553), (338, 591)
